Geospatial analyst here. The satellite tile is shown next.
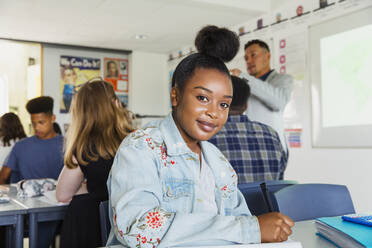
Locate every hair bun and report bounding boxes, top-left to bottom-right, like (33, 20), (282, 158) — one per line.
(195, 25), (239, 63)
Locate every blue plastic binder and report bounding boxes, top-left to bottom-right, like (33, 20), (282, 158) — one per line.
(316, 216), (372, 248)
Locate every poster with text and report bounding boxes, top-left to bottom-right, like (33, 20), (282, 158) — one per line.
(59, 55), (101, 113)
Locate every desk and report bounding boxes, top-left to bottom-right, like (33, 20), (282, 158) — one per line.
(0, 199), (26, 248)
(291, 220), (336, 247)
(7, 185), (68, 248)
(102, 220), (337, 248)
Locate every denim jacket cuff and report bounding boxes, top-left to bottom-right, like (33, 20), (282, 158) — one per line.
(240, 215), (261, 244)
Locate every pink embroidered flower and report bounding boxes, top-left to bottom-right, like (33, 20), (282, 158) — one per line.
(146, 211), (164, 229)
(119, 230), (123, 237)
(160, 145), (167, 160)
(221, 185), (227, 191)
(157, 238), (161, 244)
(141, 236), (147, 244)
(145, 137), (155, 150)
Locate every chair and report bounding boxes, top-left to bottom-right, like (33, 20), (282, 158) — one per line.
(273, 183), (355, 221)
(238, 180), (297, 216)
(99, 200), (111, 246)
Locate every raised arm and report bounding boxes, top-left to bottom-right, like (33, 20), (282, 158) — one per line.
(240, 72), (293, 111)
(108, 142), (261, 248)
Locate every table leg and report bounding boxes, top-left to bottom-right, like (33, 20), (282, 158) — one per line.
(14, 214), (24, 248)
(6, 226), (12, 248)
(29, 213), (38, 248)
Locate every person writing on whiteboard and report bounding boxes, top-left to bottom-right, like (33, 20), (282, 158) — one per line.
(230, 39), (293, 154)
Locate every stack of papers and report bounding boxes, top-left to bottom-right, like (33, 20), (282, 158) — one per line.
(316, 216), (372, 248)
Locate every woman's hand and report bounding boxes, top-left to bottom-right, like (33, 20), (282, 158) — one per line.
(257, 212), (294, 243)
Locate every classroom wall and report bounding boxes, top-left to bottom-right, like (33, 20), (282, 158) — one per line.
(0, 40), (41, 134)
(42, 45), (170, 131)
(265, 0), (372, 213)
(42, 44), (129, 133)
(129, 51), (170, 122)
(168, 0), (372, 212)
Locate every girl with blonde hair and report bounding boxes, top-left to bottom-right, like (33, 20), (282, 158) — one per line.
(56, 78), (133, 248)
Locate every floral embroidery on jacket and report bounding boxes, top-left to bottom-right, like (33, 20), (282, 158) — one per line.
(131, 233), (161, 248)
(124, 207), (173, 248)
(160, 145), (167, 160)
(220, 183), (236, 198)
(144, 136), (176, 167)
(145, 137), (155, 150)
(146, 210), (164, 229)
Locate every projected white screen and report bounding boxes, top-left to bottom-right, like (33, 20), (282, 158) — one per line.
(320, 24), (372, 128)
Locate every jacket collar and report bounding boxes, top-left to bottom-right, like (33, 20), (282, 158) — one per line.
(159, 113), (193, 156)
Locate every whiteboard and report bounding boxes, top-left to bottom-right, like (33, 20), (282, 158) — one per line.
(309, 6), (372, 148)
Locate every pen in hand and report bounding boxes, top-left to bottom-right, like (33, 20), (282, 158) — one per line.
(260, 182), (274, 212)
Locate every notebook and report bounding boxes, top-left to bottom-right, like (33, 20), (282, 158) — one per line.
(316, 216), (372, 248)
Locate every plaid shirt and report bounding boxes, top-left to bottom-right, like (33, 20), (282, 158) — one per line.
(209, 115), (287, 183)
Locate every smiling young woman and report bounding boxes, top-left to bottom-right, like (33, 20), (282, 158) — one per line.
(106, 25), (294, 248)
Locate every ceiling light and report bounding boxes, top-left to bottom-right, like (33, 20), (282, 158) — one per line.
(135, 34), (148, 40)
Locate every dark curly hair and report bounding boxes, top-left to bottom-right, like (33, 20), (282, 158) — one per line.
(171, 25), (240, 92)
(26, 96), (54, 115)
(0, 113), (26, 146)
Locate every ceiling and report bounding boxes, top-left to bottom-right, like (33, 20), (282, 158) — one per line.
(0, 0), (271, 53)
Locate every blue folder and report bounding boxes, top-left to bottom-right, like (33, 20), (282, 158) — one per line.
(316, 216), (372, 248)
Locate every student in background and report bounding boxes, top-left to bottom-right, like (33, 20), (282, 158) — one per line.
(107, 25), (293, 248)
(0, 96), (63, 184)
(0, 113), (25, 247)
(209, 76), (287, 183)
(231, 40), (293, 154)
(0, 113), (26, 179)
(0, 96), (64, 248)
(56, 79), (133, 248)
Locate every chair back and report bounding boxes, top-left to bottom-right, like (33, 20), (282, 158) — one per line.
(273, 183), (355, 221)
(238, 180), (297, 215)
(99, 200), (111, 246)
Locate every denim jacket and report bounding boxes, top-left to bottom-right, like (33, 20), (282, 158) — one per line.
(107, 114), (260, 247)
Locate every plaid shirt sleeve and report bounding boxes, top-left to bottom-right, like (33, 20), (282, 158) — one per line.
(209, 115), (287, 183)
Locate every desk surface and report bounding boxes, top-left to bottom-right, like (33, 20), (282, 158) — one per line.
(102, 220), (337, 248)
(0, 200), (27, 216)
(5, 185), (67, 212)
(291, 220), (336, 247)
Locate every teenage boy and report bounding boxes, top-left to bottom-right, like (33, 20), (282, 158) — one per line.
(0, 96), (63, 184)
(0, 96), (64, 248)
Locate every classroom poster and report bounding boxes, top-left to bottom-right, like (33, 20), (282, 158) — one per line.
(103, 58), (129, 106)
(59, 55), (101, 113)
